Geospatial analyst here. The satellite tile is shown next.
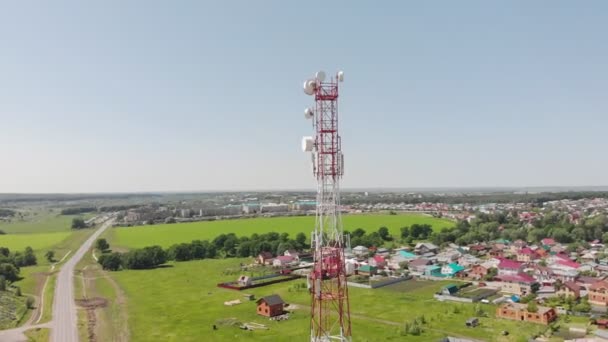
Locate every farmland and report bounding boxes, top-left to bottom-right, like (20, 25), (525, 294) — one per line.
(108, 258), (547, 342)
(110, 214), (454, 249)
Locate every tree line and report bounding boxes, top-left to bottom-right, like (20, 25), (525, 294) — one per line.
(98, 231), (311, 271)
(431, 211), (608, 247)
(0, 246), (37, 284)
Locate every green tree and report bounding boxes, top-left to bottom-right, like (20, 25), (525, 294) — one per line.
(95, 238), (110, 252)
(527, 301), (538, 313)
(295, 232), (308, 249)
(45, 250), (55, 263)
(98, 253), (122, 271)
(378, 227), (391, 241)
(400, 226), (410, 239)
(0, 275), (6, 291)
(71, 217), (87, 229)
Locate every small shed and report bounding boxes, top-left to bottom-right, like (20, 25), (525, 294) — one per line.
(441, 284), (459, 296)
(256, 294), (286, 318)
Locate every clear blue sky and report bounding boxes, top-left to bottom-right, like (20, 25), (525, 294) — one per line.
(1, 1), (607, 193)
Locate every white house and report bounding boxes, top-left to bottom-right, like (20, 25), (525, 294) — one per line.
(353, 246), (369, 256)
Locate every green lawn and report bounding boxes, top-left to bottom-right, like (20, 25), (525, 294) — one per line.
(111, 214), (453, 249)
(110, 258), (546, 342)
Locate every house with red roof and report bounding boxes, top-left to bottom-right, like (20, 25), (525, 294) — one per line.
(272, 255), (296, 267)
(541, 238), (556, 246)
(497, 258), (524, 276)
(369, 255), (386, 268)
(517, 248), (538, 263)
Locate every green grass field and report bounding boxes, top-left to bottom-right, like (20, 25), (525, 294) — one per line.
(0, 232), (72, 253)
(111, 214), (454, 249)
(109, 258), (546, 342)
(0, 210), (92, 234)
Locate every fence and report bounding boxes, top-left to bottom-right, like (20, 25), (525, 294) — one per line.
(347, 276), (412, 289)
(217, 274), (301, 291)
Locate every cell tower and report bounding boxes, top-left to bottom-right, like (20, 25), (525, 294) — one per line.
(301, 70), (351, 342)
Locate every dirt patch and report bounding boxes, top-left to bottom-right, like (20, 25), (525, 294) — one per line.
(76, 297), (108, 309)
(76, 297), (107, 342)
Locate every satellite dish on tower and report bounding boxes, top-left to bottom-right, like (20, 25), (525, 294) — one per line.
(303, 79), (316, 95)
(302, 136), (314, 152)
(315, 71), (326, 82)
(304, 107), (314, 119)
(337, 71), (344, 82)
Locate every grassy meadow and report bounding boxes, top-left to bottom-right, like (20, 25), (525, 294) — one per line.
(111, 214), (454, 249)
(0, 212), (86, 234)
(110, 258), (546, 342)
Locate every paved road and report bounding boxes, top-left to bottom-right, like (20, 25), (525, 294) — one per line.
(51, 219), (114, 342)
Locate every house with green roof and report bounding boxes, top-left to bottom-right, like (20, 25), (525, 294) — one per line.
(441, 263), (465, 277)
(424, 265), (442, 277)
(357, 265), (377, 276)
(398, 250), (417, 259)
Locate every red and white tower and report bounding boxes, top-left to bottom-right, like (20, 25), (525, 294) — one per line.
(302, 70), (351, 342)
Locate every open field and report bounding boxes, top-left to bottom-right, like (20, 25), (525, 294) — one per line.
(111, 214), (454, 249)
(0, 210), (92, 234)
(108, 258), (546, 342)
(0, 232), (72, 253)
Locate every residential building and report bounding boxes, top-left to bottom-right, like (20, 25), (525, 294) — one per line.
(260, 203), (289, 213)
(257, 252), (274, 265)
(369, 255), (386, 268)
(496, 303), (557, 325)
(256, 295), (285, 317)
(357, 265), (377, 276)
(436, 250), (462, 264)
(496, 273), (537, 296)
(284, 250), (300, 260)
(497, 259), (523, 276)
(556, 281), (581, 299)
(541, 238), (556, 247)
(273, 255), (296, 267)
(458, 254), (480, 267)
(409, 258), (432, 273)
(467, 264), (489, 280)
(415, 243), (439, 255)
(441, 263), (465, 277)
(353, 245), (369, 256)
(242, 203), (260, 214)
(424, 265), (442, 277)
(589, 281), (608, 306)
(517, 248), (538, 263)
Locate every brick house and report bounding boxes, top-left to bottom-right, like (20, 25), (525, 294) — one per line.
(467, 264), (489, 280)
(589, 281), (608, 306)
(256, 294), (285, 317)
(556, 281), (581, 299)
(257, 252), (274, 265)
(496, 303), (557, 325)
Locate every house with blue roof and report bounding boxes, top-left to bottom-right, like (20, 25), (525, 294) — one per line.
(424, 265), (442, 277)
(398, 250), (417, 259)
(441, 263), (465, 277)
